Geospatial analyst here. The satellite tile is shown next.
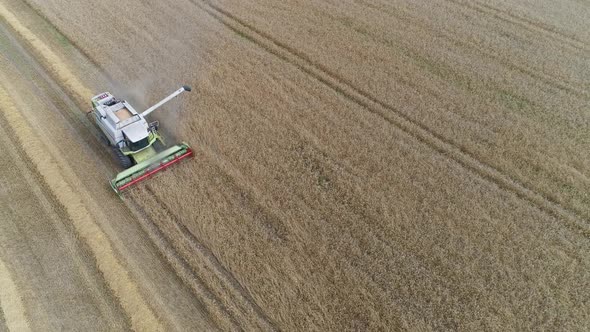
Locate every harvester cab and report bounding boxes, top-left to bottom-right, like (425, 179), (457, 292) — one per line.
(89, 85), (194, 194)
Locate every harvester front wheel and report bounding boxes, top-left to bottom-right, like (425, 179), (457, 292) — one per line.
(113, 148), (133, 169)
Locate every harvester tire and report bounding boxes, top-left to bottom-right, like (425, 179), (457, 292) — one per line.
(113, 148), (133, 169)
(100, 133), (111, 146)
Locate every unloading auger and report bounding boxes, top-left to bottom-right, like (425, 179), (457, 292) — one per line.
(89, 85), (193, 194)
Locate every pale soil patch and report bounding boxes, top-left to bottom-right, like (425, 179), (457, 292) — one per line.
(0, 258), (30, 332)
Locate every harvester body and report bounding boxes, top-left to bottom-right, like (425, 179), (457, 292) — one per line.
(90, 86), (193, 194)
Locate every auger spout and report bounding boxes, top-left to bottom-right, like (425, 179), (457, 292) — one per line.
(141, 85), (191, 118)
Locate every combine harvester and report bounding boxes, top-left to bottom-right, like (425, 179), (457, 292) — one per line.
(89, 85), (193, 194)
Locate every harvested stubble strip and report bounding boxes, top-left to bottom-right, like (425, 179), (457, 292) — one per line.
(0, 256), (31, 332)
(0, 2), (93, 105)
(0, 85), (163, 332)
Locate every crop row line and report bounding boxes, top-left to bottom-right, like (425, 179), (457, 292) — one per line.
(140, 186), (277, 331)
(451, 0), (590, 53)
(443, 0), (589, 97)
(189, 142), (469, 328)
(125, 194), (242, 331)
(190, 131), (575, 327)
(193, 0), (589, 236)
(359, 0), (588, 99)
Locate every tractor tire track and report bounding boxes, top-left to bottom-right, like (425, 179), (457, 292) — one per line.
(195, 119), (588, 328)
(357, 0), (589, 99)
(195, 104), (536, 312)
(340, 1), (589, 125)
(139, 186), (278, 332)
(147, 127), (581, 329)
(440, 0), (589, 97)
(457, 0), (590, 53)
(125, 195), (238, 331)
(192, 0), (590, 234)
(139, 150), (424, 330)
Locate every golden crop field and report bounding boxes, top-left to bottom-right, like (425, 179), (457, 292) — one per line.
(0, 0), (588, 330)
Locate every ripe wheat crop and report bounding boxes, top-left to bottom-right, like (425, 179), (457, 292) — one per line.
(22, 0), (590, 330)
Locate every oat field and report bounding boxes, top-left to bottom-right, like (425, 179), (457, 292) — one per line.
(0, 0), (588, 330)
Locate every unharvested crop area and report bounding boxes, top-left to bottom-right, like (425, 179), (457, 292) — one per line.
(0, 0), (589, 330)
